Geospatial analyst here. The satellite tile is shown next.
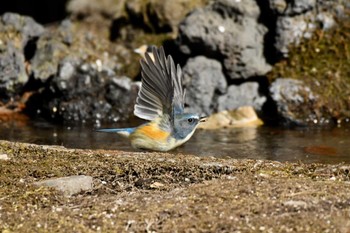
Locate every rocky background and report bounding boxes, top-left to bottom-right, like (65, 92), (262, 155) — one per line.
(0, 0), (349, 127)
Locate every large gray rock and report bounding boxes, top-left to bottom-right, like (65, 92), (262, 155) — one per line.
(33, 61), (138, 123)
(212, 0), (260, 19)
(178, 0), (271, 79)
(217, 82), (266, 112)
(0, 13), (44, 99)
(23, 17), (139, 123)
(0, 13), (44, 50)
(125, 0), (208, 33)
(274, 12), (316, 56)
(269, 0), (348, 17)
(269, 0), (316, 16)
(269, 78), (317, 126)
(270, 78), (315, 105)
(183, 56), (227, 116)
(31, 38), (68, 82)
(0, 43), (28, 98)
(271, 0), (340, 57)
(67, 0), (125, 18)
(30, 20), (72, 82)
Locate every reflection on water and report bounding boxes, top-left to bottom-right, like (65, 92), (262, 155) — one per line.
(0, 119), (349, 164)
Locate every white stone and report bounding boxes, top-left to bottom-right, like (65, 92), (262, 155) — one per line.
(34, 175), (93, 196)
(0, 154), (9, 160)
(283, 200), (307, 208)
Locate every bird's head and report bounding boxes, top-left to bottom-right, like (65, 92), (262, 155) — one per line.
(172, 113), (207, 140)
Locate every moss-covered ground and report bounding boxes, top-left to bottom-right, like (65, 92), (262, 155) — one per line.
(1, 140), (350, 232)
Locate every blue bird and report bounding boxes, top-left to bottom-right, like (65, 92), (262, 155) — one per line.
(97, 46), (206, 151)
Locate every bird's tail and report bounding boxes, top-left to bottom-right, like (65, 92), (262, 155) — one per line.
(96, 128), (136, 137)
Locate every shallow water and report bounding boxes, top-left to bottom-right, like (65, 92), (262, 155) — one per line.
(0, 119), (349, 164)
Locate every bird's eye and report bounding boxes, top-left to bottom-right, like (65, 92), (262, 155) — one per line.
(188, 118), (193, 123)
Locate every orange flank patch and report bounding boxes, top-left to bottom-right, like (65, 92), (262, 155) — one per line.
(135, 123), (170, 141)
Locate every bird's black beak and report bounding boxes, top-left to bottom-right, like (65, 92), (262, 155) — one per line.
(199, 116), (207, 123)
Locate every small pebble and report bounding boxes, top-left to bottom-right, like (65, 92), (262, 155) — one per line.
(150, 182), (165, 189)
(34, 175), (93, 196)
(283, 200), (307, 208)
(0, 154), (9, 160)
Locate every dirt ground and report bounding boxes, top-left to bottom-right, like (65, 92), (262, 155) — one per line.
(1, 140), (350, 233)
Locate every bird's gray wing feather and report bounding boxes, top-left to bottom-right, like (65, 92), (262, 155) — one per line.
(134, 46), (185, 121)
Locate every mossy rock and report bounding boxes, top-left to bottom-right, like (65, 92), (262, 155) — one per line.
(268, 16), (350, 125)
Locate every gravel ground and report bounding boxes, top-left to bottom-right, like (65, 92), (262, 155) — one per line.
(1, 140), (350, 232)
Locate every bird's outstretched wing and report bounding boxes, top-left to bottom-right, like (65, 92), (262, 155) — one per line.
(134, 46), (185, 121)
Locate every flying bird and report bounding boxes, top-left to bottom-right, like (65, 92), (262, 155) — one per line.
(97, 46), (206, 151)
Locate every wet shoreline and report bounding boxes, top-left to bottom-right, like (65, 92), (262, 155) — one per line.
(1, 119), (349, 164)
